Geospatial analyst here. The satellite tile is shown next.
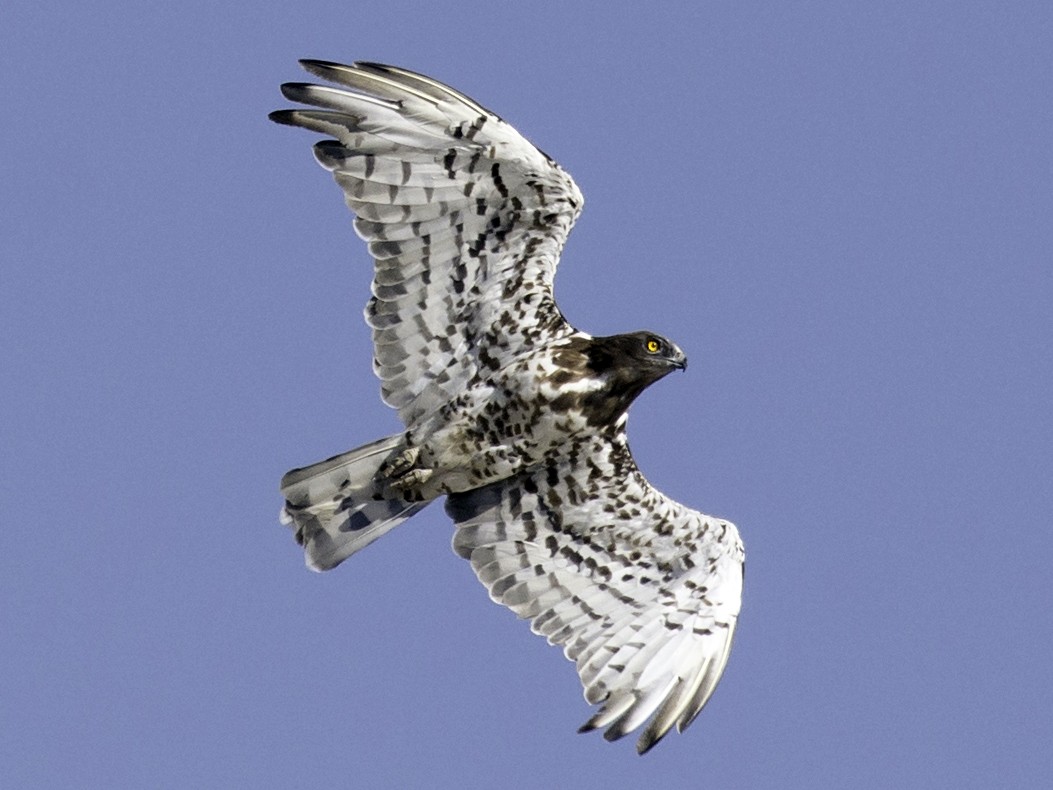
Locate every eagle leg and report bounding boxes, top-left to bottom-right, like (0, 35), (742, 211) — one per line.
(387, 467), (434, 490)
(375, 446), (436, 491)
(376, 446), (420, 481)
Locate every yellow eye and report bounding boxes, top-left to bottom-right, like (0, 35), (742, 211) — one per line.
(646, 338), (660, 353)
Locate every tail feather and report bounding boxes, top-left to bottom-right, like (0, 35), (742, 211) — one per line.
(280, 434), (430, 571)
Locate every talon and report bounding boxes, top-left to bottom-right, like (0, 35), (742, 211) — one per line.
(378, 446), (420, 480)
(389, 468), (434, 490)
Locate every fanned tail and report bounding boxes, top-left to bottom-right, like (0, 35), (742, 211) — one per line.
(280, 435), (430, 571)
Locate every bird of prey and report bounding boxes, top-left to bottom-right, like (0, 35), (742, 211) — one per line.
(271, 60), (744, 754)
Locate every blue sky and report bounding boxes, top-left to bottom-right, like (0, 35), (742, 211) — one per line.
(2, 2), (1051, 787)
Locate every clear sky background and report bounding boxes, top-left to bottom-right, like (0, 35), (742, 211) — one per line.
(2, 2), (1051, 788)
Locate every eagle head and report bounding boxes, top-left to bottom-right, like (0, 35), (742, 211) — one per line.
(617, 330), (687, 373)
(567, 330), (688, 427)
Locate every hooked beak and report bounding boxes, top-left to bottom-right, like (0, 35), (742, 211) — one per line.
(670, 344), (688, 371)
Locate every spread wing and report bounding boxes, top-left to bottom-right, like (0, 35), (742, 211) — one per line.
(446, 431), (744, 754)
(270, 61), (584, 427)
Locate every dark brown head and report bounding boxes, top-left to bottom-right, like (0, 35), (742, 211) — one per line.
(577, 330), (688, 426)
(592, 331), (687, 374)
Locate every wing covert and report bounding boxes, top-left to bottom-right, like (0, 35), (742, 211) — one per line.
(445, 432), (744, 754)
(271, 61), (584, 426)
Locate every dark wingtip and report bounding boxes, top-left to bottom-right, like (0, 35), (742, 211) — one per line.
(635, 732), (660, 755)
(268, 109), (298, 126)
(299, 59), (357, 82)
(299, 58), (340, 71)
(279, 82), (313, 102)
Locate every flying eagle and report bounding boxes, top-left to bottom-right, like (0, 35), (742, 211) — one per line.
(271, 60), (744, 754)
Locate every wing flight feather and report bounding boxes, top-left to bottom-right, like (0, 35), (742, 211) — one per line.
(271, 60), (584, 427)
(446, 433), (744, 754)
